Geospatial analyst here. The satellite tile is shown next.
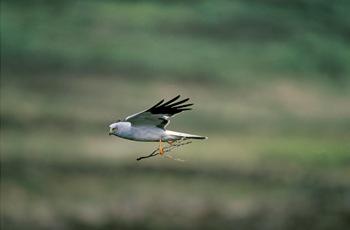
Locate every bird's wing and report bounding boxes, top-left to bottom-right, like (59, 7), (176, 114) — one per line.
(124, 95), (193, 129)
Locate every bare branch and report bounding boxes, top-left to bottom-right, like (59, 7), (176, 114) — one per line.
(136, 139), (193, 161)
(136, 148), (159, 161)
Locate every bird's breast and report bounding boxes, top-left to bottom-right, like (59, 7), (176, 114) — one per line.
(117, 126), (165, 142)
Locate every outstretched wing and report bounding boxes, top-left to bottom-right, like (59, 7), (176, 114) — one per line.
(124, 95), (193, 129)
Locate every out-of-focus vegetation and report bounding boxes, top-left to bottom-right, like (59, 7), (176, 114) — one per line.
(1, 0), (350, 230)
(3, 0), (350, 83)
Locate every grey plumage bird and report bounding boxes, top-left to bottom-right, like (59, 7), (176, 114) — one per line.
(109, 95), (207, 156)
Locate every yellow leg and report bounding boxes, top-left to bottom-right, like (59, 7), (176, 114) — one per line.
(159, 139), (164, 156)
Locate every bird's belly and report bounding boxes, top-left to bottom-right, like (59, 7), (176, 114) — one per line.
(118, 126), (165, 142)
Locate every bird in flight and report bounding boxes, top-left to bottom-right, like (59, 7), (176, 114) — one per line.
(109, 95), (207, 160)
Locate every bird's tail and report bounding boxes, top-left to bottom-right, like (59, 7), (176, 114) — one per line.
(166, 130), (208, 140)
(186, 135), (207, 140)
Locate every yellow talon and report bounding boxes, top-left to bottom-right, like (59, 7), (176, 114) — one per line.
(159, 139), (164, 156)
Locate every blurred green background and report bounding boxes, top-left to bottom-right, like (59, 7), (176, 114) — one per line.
(1, 0), (350, 229)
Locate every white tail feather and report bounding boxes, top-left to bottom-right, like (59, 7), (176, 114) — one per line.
(165, 130), (208, 140)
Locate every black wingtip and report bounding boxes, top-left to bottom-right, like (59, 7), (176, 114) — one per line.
(151, 99), (164, 109)
(169, 98), (190, 107)
(179, 108), (192, 111)
(173, 103), (194, 109)
(161, 95), (181, 107)
(147, 95), (192, 116)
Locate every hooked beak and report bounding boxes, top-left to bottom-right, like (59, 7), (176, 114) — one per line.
(109, 127), (116, 136)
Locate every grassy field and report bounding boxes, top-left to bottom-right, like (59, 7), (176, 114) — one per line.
(3, 0), (350, 83)
(2, 0), (350, 229)
(2, 75), (350, 230)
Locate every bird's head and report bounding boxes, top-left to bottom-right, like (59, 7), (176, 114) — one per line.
(109, 122), (119, 136)
(109, 120), (121, 136)
(108, 120), (130, 136)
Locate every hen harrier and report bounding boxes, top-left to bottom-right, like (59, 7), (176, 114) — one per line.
(109, 95), (207, 160)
